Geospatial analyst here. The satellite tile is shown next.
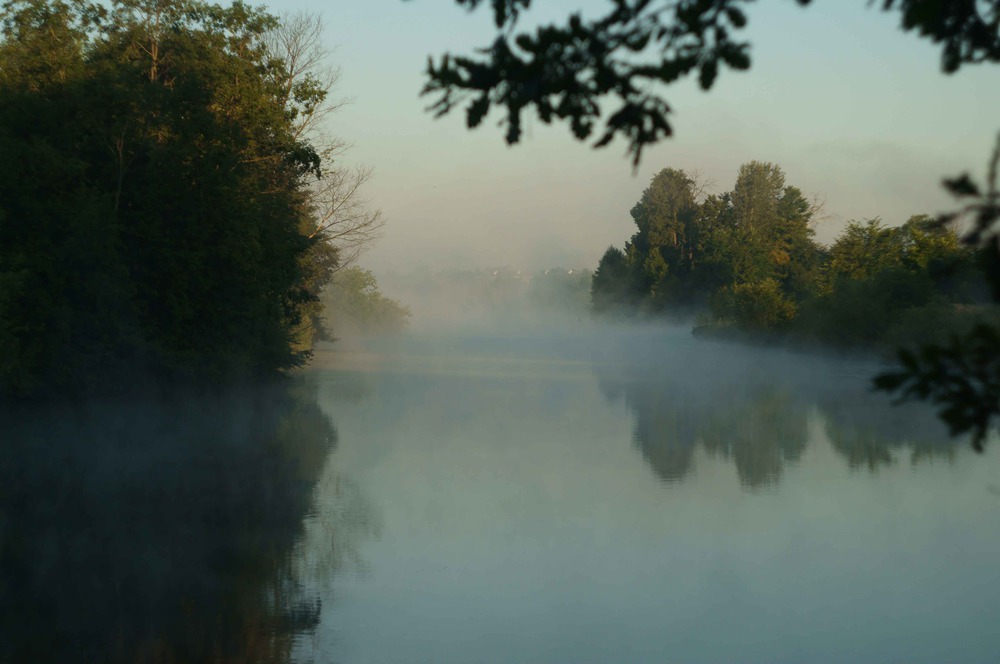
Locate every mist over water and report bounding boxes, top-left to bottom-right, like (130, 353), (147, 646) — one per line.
(0, 382), (368, 663)
(4, 305), (999, 663)
(301, 315), (1000, 663)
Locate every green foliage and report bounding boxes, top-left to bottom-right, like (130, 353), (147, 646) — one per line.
(591, 245), (636, 315)
(899, 214), (961, 269)
(630, 168), (698, 257)
(322, 267), (411, 337)
(710, 279), (797, 332)
(290, 231), (340, 353)
(0, 0), (340, 396)
(796, 267), (937, 348)
(596, 160), (986, 363)
(881, 303), (1000, 352)
(594, 162), (818, 323)
(791, 215), (986, 350)
(823, 218), (902, 288)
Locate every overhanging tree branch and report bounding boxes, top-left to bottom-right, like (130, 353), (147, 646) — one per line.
(416, 0), (999, 166)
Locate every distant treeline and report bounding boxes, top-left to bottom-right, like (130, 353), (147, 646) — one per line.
(378, 267), (592, 329)
(321, 267), (411, 339)
(0, 0), (355, 398)
(592, 164), (994, 351)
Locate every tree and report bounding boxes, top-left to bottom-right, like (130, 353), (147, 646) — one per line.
(720, 161), (792, 284)
(823, 219), (903, 287)
(591, 245), (636, 314)
(595, 161), (819, 318)
(731, 161), (785, 237)
(675, 162), (819, 303)
(422, 0), (1000, 449)
(0, 0), (369, 395)
(264, 11), (385, 271)
(626, 167), (699, 293)
(630, 169), (697, 255)
(322, 266), (411, 337)
(710, 278), (797, 332)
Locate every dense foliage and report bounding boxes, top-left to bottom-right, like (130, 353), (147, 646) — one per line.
(593, 164), (991, 351)
(0, 0), (341, 397)
(592, 163), (818, 319)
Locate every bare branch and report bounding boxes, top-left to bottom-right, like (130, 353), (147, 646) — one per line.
(263, 11), (350, 145)
(686, 168), (716, 203)
(306, 164), (384, 271)
(261, 13), (384, 269)
(807, 192), (829, 228)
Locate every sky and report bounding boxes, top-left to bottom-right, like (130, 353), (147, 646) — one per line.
(266, 0), (1000, 275)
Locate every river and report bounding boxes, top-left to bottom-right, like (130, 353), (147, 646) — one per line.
(2, 325), (998, 662)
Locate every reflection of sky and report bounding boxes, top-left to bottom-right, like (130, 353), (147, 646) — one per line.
(301, 338), (1000, 663)
(267, 0), (999, 272)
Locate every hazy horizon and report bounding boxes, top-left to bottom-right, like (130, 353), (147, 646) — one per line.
(265, 0), (1000, 278)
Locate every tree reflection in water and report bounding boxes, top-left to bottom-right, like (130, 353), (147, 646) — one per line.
(817, 387), (959, 472)
(594, 344), (960, 489)
(609, 378), (808, 489)
(0, 379), (367, 664)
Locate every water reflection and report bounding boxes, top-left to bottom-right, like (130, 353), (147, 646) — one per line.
(618, 382), (810, 489)
(817, 387), (959, 471)
(594, 339), (960, 489)
(0, 379), (358, 664)
(304, 334), (1000, 663)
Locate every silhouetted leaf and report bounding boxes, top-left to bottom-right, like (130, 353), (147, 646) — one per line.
(725, 6), (747, 28)
(467, 94), (490, 128)
(944, 174), (980, 197)
(698, 59), (717, 89)
(720, 43), (750, 70)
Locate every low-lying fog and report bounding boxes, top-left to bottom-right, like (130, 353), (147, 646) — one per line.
(301, 297), (999, 663)
(5, 277), (999, 663)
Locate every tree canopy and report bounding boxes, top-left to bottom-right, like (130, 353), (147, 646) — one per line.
(593, 162), (825, 315)
(0, 0), (370, 396)
(593, 161), (988, 356)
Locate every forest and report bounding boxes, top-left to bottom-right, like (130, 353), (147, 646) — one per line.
(591, 164), (997, 354)
(0, 0), (369, 398)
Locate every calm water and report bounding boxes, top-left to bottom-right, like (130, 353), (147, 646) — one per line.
(3, 326), (999, 663)
(300, 326), (1000, 663)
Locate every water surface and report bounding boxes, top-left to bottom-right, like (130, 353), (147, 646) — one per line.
(299, 326), (1000, 663)
(3, 326), (998, 663)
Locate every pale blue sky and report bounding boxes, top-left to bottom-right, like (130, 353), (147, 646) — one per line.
(267, 0), (1000, 273)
